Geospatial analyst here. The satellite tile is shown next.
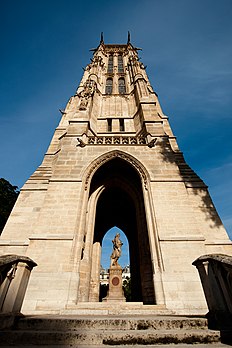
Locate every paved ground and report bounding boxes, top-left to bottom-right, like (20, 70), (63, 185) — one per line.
(1, 345), (231, 348)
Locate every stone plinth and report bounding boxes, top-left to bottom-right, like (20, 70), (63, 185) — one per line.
(103, 265), (125, 302)
(0, 255), (37, 314)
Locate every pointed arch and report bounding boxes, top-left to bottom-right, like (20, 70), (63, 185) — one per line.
(86, 155), (154, 303)
(75, 150), (165, 305)
(83, 150), (149, 192)
(118, 77), (126, 94)
(88, 73), (99, 84)
(105, 78), (113, 94)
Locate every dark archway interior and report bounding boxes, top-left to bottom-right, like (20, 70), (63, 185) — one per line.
(90, 158), (155, 304)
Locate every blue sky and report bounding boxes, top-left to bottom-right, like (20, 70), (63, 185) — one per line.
(102, 227), (129, 269)
(1, 0), (232, 244)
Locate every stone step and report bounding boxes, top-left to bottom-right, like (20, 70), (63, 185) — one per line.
(0, 328), (220, 346)
(59, 302), (173, 316)
(0, 315), (222, 346)
(15, 315), (208, 331)
(1, 342), (231, 348)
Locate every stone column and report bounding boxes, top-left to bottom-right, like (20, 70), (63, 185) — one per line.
(112, 119), (119, 133)
(89, 241), (101, 302)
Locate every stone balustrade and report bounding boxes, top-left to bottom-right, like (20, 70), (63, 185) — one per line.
(88, 135), (147, 145)
(0, 254), (37, 314)
(76, 134), (157, 148)
(193, 254), (232, 343)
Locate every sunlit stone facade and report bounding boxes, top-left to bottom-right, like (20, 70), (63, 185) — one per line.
(1, 37), (231, 315)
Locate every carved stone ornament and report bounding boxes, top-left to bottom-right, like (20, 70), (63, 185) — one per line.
(105, 47), (126, 54)
(91, 55), (105, 68)
(84, 150), (148, 191)
(76, 133), (88, 147)
(77, 134), (156, 148)
(78, 79), (96, 110)
(76, 137), (86, 147)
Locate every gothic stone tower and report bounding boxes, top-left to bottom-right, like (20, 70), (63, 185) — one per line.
(1, 36), (231, 315)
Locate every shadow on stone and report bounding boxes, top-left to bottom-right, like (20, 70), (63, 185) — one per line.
(158, 136), (224, 229)
(193, 254), (232, 345)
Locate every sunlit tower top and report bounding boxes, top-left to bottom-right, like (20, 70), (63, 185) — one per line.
(56, 32), (178, 154)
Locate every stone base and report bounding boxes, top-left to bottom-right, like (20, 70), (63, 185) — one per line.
(103, 265), (126, 302)
(102, 295), (126, 302)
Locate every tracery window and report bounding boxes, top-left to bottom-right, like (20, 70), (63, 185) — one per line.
(118, 77), (126, 94)
(118, 55), (124, 73)
(105, 78), (113, 94)
(107, 55), (113, 73)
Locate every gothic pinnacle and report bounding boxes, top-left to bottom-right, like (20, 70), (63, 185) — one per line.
(100, 32), (104, 44)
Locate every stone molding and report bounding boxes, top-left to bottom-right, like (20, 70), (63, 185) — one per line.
(77, 134), (157, 148)
(0, 240), (29, 246)
(84, 150), (149, 191)
(159, 236), (205, 241)
(29, 234), (73, 240)
(88, 135), (147, 145)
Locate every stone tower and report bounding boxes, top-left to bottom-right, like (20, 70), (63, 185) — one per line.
(1, 35), (231, 315)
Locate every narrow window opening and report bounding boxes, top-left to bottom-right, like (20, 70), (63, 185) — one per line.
(118, 77), (126, 94)
(118, 55), (124, 73)
(107, 119), (112, 132)
(105, 78), (113, 94)
(107, 55), (113, 73)
(119, 119), (125, 132)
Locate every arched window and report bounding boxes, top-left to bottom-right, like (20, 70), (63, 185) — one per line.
(105, 78), (113, 94)
(107, 55), (113, 73)
(118, 55), (124, 73)
(118, 78), (126, 94)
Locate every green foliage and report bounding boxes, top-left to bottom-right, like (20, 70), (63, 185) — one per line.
(0, 178), (19, 234)
(99, 283), (109, 302)
(123, 276), (132, 301)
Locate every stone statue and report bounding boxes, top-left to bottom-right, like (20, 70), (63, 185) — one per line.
(103, 233), (126, 302)
(79, 96), (89, 110)
(78, 79), (96, 110)
(111, 233), (123, 266)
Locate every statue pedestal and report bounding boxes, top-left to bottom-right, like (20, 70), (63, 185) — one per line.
(103, 265), (126, 302)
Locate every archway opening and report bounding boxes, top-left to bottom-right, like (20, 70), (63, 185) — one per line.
(89, 157), (155, 304)
(101, 227), (129, 269)
(100, 226), (129, 301)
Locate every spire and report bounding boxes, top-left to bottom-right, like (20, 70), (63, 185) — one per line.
(100, 32), (104, 44)
(89, 33), (104, 52)
(127, 31), (131, 44)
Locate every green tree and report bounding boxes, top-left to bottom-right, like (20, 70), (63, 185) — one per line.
(123, 276), (132, 301)
(0, 178), (19, 234)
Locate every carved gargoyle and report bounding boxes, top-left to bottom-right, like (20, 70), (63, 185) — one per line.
(76, 133), (88, 147)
